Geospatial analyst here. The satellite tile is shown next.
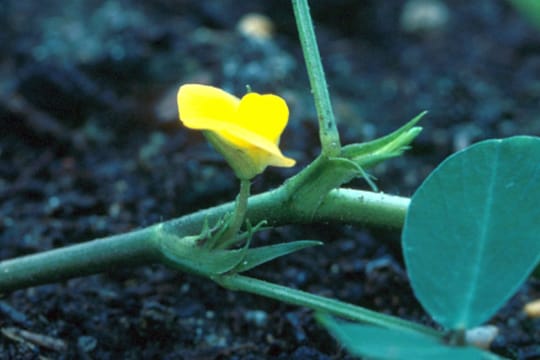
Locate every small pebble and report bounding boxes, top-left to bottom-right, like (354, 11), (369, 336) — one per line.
(524, 299), (540, 318)
(237, 13), (274, 40)
(465, 325), (499, 349)
(401, 0), (449, 34)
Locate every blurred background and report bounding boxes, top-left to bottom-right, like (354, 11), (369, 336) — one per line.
(1, 0), (539, 358)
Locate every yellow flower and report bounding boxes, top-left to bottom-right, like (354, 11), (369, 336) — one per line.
(177, 84), (296, 179)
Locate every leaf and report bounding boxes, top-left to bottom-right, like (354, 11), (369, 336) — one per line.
(508, 0), (540, 30)
(403, 136), (540, 329)
(341, 111), (425, 168)
(160, 237), (249, 276)
(317, 313), (502, 360)
(233, 240), (322, 273)
(159, 226), (321, 276)
(286, 112), (424, 220)
(289, 156), (365, 219)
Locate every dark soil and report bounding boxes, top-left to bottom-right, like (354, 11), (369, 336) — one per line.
(1, 0), (539, 359)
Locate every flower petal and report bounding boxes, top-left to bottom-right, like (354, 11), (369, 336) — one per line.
(236, 92), (289, 144)
(177, 83), (295, 179)
(181, 116), (295, 167)
(178, 84), (239, 129)
(204, 130), (294, 179)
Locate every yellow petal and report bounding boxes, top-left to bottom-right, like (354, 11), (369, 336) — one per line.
(247, 146), (296, 168)
(236, 92), (289, 144)
(205, 130), (294, 179)
(177, 116), (275, 153)
(177, 83), (295, 179)
(177, 84), (239, 129)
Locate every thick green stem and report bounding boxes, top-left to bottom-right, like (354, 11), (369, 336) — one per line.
(316, 188), (409, 229)
(0, 188), (409, 293)
(217, 274), (441, 338)
(0, 228), (163, 294)
(292, 0), (341, 156)
(163, 187), (409, 234)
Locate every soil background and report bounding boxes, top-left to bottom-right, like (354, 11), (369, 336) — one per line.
(1, 0), (539, 359)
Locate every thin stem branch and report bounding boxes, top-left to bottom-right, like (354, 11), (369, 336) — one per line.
(217, 274), (441, 338)
(216, 179), (251, 249)
(292, 0), (341, 156)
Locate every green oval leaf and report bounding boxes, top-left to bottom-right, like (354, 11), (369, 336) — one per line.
(403, 136), (540, 329)
(317, 314), (501, 360)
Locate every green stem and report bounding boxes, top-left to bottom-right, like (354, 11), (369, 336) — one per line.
(217, 274), (441, 338)
(292, 0), (341, 156)
(0, 229), (163, 294)
(316, 188), (409, 229)
(0, 188), (409, 293)
(163, 187), (409, 234)
(216, 179), (251, 249)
